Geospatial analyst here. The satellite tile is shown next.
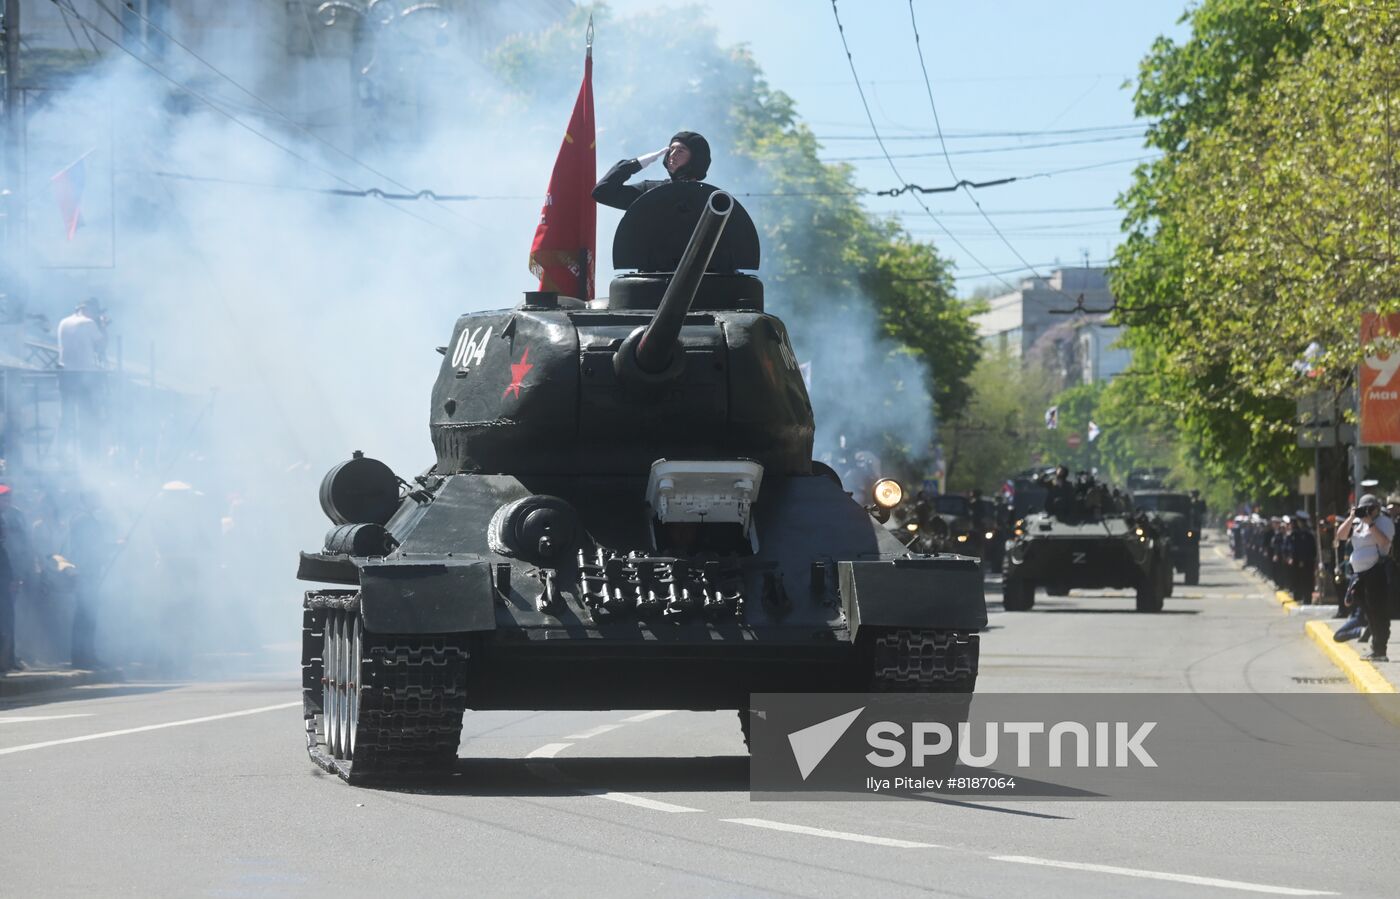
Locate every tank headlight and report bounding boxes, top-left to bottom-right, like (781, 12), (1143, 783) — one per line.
(985, 531), (995, 540)
(956, 534), (968, 543)
(906, 522), (918, 532)
(872, 478), (903, 509)
(1187, 530), (1194, 538)
(1135, 527), (1145, 536)
(1014, 527), (1023, 536)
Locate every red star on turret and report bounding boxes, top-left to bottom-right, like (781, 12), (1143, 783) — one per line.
(503, 347), (533, 399)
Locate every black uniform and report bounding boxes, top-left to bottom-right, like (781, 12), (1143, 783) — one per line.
(1288, 524), (1317, 605)
(592, 131), (712, 211)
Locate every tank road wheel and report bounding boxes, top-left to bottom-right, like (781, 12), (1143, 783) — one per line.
(1002, 577), (1035, 611)
(1135, 570), (1164, 613)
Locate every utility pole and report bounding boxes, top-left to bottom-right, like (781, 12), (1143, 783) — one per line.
(2, 0), (19, 282)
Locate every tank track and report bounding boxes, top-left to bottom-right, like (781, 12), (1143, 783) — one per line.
(302, 592), (470, 784)
(870, 628), (978, 692)
(743, 628), (978, 747)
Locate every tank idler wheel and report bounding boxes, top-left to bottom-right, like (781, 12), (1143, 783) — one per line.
(1002, 577), (1035, 611)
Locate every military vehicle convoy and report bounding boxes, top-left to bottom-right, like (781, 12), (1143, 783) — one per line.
(1130, 490), (1202, 585)
(1002, 472), (1172, 613)
(296, 184), (988, 782)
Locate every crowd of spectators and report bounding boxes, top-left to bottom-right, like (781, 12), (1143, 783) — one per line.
(1231, 493), (1397, 663)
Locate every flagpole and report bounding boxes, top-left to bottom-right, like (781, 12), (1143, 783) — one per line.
(578, 15), (594, 300)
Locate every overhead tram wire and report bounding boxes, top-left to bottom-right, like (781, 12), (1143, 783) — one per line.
(829, 0), (1019, 292)
(104, 0), (478, 230)
(142, 156), (1158, 204)
(814, 123), (1150, 141)
(824, 131), (1146, 162)
(906, 0), (1085, 307)
(52, 1), (462, 238)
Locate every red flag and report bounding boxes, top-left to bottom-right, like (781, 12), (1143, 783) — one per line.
(51, 152), (90, 241)
(528, 34), (596, 299)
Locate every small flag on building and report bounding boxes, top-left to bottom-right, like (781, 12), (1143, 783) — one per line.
(51, 151), (92, 241)
(1044, 405), (1059, 430)
(1088, 421), (1101, 442)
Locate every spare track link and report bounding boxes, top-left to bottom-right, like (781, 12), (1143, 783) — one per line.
(302, 592), (470, 783)
(870, 628), (978, 693)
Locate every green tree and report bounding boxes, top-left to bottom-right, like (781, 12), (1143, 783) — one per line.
(1113, 0), (1399, 503)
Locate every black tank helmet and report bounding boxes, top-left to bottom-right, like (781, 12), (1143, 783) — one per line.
(668, 130), (711, 181)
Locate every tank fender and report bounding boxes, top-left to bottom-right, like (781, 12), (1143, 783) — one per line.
(358, 559), (496, 634)
(839, 557), (987, 635)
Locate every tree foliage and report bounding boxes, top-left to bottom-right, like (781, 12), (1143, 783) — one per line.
(1114, 0), (1400, 499)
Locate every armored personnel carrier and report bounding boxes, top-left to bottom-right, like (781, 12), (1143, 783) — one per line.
(1130, 490), (1201, 585)
(297, 184), (987, 782)
(1002, 473), (1171, 612)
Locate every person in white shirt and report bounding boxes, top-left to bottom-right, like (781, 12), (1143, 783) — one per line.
(55, 299), (108, 458)
(1336, 493), (1393, 662)
(56, 299), (105, 370)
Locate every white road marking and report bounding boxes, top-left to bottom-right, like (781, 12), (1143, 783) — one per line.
(0, 714), (93, 725)
(587, 791), (701, 813)
(564, 723), (623, 740)
(620, 710), (677, 723)
(722, 818), (942, 849)
(990, 856), (1337, 896)
(525, 742), (572, 759)
(0, 701), (300, 756)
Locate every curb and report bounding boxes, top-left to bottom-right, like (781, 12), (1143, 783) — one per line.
(1274, 589), (1300, 612)
(1304, 619), (1397, 694)
(0, 668), (114, 700)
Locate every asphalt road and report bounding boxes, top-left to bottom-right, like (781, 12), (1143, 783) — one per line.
(1, 538), (1392, 898)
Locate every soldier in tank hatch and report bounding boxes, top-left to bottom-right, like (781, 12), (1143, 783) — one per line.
(593, 131), (712, 210)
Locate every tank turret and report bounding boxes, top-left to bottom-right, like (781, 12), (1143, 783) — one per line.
(428, 182), (811, 476)
(618, 189), (732, 379)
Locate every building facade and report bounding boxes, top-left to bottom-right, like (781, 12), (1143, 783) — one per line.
(973, 266), (1130, 385)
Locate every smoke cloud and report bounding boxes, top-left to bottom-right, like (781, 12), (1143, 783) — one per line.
(6, 2), (936, 672)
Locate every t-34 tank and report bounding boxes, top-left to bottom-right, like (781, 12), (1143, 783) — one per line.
(297, 183), (987, 783)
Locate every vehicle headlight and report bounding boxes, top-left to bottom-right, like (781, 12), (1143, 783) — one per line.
(1135, 527), (1145, 536)
(1187, 530), (1194, 538)
(906, 523), (918, 532)
(872, 478), (903, 509)
(956, 534), (968, 543)
(985, 531), (995, 540)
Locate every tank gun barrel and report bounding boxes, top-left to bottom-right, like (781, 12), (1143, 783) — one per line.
(631, 190), (733, 374)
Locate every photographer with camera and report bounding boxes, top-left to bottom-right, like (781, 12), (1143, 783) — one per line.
(1336, 494), (1392, 662)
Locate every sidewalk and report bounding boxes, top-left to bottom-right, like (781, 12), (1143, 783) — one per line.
(1219, 546), (1398, 694)
(0, 666), (121, 700)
